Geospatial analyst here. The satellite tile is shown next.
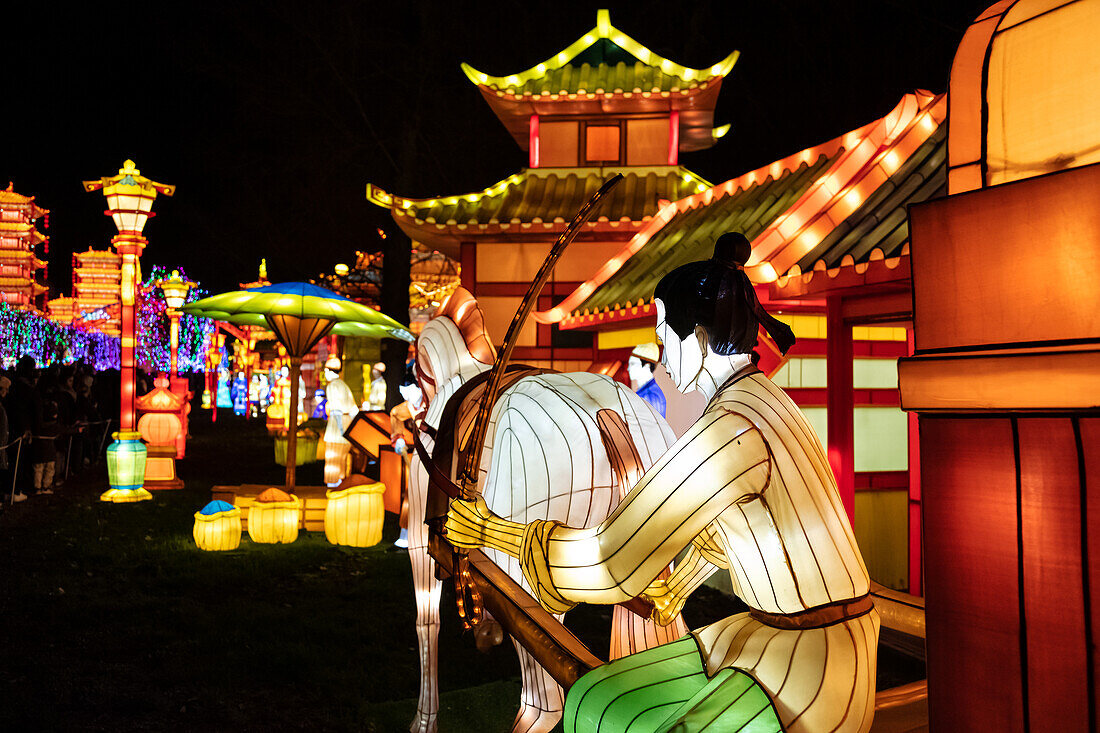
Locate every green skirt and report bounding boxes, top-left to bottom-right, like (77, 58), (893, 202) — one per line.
(565, 636), (783, 733)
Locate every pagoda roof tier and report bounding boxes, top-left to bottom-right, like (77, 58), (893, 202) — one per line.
(0, 277), (47, 294)
(539, 91), (946, 328)
(368, 166), (711, 253)
(0, 183), (48, 218)
(75, 248), (121, 260)
(463, 10), (736, 152)
(0, 250), (47, 268)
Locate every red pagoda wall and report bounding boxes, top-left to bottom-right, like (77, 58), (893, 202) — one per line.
(922, 415), (1099, 731)
(903, 163), (1100, 732)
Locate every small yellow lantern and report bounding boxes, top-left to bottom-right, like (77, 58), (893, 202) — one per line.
(193, 500), (242, 551)
(324, 481), (386, 547)
(247, 488), (301, 544)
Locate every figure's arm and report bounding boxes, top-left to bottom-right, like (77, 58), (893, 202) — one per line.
(447, 408), (769, 614)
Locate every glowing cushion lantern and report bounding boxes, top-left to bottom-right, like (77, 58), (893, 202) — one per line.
(193, 500), (242, 551)
(324, 482), (385, 547)
(247, 488), (301, 544)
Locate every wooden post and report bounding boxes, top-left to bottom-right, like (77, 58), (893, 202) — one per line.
(826, 296), (855, 524)
(285, 356), (301, 490)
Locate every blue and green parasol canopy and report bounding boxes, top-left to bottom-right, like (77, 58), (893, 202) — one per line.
(182, 281), (413, 357)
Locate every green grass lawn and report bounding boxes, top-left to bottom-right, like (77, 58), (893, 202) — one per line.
(0, 410), (921, 731)
(0, 412), (534, 731)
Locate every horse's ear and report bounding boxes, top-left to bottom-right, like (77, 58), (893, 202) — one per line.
(435, 287), (496, 367)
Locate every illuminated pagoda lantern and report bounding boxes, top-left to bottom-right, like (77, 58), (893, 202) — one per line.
(135, 375), (187, 489)
(367, 9), (733, 370)
(46, 296), (76, 325)
(0, 183), (49, 310)
(71, 247), (123, 335)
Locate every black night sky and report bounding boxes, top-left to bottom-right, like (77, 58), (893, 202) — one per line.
(1, 1), (988, 296)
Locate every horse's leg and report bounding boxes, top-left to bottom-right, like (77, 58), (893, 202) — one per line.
(408, 458), (442, 733)
(510, 630), (565, 733)
(611, 603), (689, 659)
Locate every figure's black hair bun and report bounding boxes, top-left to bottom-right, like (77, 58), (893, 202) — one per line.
(712, 232), (751, 269)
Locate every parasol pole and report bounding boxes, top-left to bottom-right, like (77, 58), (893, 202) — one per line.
(286, 355), (301, 489)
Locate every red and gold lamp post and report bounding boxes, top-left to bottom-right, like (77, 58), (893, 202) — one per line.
(157, 269), (193, 395)
(84, 160), (175, 503)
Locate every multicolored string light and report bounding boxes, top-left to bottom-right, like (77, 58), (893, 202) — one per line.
(0, 264), (214, 373)
(0, 302), (121, 370)
(138, 265), (214, 373)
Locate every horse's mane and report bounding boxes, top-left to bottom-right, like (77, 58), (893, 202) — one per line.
(416, 287), (496, 397)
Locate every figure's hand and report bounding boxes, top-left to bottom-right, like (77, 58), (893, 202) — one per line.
(445, 496), (497, 549)
(642, 578), (686, 627)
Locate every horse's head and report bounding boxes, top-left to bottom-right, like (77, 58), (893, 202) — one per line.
(415, 287), (495, 403)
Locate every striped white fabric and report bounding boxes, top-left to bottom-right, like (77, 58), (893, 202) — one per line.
(408, 313), (683, 733)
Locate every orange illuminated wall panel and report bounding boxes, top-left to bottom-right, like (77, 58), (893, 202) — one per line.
(625, 118), (668, 166)
(910, 161), (1100, 352)
(539, 120), (579, 167)
(585, 125), (620, 163)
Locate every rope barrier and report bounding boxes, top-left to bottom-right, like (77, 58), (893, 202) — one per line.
(3, 419), (115, 505)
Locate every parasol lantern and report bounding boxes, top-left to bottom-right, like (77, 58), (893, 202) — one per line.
(182, 281), (412, 488)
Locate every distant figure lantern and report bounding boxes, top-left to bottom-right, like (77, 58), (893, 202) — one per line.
(193, 500), (242, 551)
(204, 331), (225, 420)
(84, 160), (175, 504)
(247, 488), (301, 544)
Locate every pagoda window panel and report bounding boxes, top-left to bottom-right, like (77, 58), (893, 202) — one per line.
(480, 296), (537, 347)
(1, 211), (20, 221)
(626, 117), (669, 166)
(585, 124), (621, 164)
(539, 121), (580, 167)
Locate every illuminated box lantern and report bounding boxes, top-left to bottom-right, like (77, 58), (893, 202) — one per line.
(247, 488), (301, 544)
(324, 481), (385, 548)
(101, 430), (150, 503)
(193, 500), (242, 551)
(273, 428), (320, 466)
(136, 375), (186, 489)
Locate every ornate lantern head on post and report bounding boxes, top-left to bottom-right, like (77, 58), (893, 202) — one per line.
(89, 160), (173, 236)
(158, 269), (192, 311)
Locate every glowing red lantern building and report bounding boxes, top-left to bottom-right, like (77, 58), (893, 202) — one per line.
(0, 183), (48, 311)
(899, 1), (1100, 728)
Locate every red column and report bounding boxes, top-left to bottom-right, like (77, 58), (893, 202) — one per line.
(826, 296), (855, 524)
(906, 327), (922, 596)
(115, 236), (144, 433)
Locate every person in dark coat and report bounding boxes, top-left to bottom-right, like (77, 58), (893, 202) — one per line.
(6, 357), (41, 501)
